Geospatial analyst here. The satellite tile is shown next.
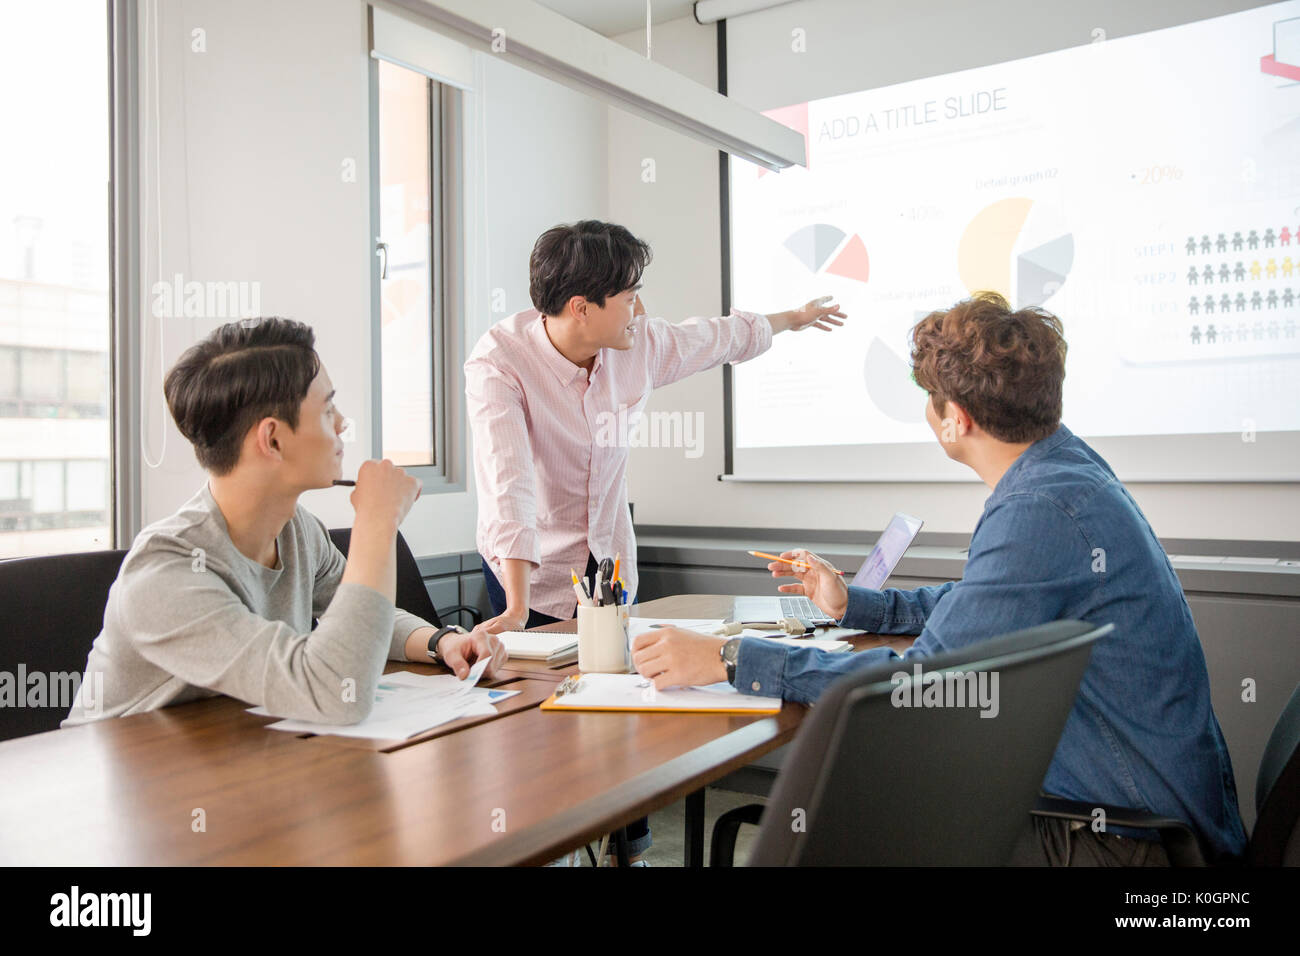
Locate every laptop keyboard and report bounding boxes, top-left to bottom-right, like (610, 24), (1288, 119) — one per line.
(779, 596), (825, 620)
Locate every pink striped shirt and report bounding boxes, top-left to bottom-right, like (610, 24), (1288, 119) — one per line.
(465, 307), (773, 619)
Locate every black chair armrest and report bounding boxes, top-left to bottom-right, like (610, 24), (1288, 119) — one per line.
(710, 803), (765, 867)
(437, 604), (483, 628)
(1031, 795), (1209, 866)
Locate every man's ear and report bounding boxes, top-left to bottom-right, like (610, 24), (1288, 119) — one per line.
(253, 417), (285, 460)
(946, 401), (976, 436)
(564, 295), (587, 322)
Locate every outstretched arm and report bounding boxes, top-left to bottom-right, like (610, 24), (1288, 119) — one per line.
(646, 296), (846, 388)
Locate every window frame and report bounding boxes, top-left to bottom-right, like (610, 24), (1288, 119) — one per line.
(368, 56), (466, 493)
(110, 0), (142, 546)
(0, 0), (128, 555)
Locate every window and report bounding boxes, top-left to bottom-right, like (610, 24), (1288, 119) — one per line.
(376, 59), (441, 469)
(0, 459), (108, 530)
(0, 461), (18, 500)
(66, 350), (109, 410)
(369, 12), (468, 491)
(0, 1), (112, 557)
(22, 349), (64, 405)
(0, 348), (18, 402)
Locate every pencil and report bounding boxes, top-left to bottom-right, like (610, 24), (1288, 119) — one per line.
(747, 549), (845, 576)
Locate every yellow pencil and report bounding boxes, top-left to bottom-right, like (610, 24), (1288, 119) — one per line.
(747, 550), (845, 576)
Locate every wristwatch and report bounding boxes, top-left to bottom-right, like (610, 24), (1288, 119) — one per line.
(428, 624), (465, 662)
(720, 638), (742, 686)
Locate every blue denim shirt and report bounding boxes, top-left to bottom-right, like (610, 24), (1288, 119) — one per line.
(735, 425), (1248, 861)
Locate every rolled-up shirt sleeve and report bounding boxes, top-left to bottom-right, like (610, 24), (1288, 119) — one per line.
(645, 309), (773, 389)
(465, 357), (542, 568)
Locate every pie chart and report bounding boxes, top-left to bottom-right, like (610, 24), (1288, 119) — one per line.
(782, 224), (870, 283)
(957, 198), (1073, 307)
(863, 336), (926, 423)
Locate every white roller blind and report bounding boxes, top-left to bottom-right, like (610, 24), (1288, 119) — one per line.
(370, 6), (474, 91)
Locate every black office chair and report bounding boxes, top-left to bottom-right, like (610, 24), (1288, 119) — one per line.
(327, 528), (481, 630)
(1250, 681), (1300, 865)
(710, 620), (1110, 866)
(1029, 798), (1212, 865)
(0, 549), (128, 742)
(1030, 679), (1300, 868)
(1032, 677), (1300, 867)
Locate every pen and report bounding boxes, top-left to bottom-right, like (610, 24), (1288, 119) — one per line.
(748, 550), (845, 576)
(598, 557), (615, 606)
(332, 479), (356, 486)
(571, 569), (592, 607)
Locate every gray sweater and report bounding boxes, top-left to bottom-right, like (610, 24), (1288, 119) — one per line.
(62, 483), (431, 727)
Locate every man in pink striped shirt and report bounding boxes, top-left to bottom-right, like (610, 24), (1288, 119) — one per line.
(466, 220), (846, 632)
(465, 219), (844, 864)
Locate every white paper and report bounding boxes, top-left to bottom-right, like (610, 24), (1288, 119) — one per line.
(626, 618), (726, 644)
(737, 625), (866, 641)
(248, 660), (516, 739)
(546, 672), (782, 712)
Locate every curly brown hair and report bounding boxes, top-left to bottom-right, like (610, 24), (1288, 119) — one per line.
(909, 291), (1067, 444)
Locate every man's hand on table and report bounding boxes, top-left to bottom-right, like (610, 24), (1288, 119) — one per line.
(439, 630), (507, 680)
(472, 608), (529, 636)
(631, 627), (728, 690)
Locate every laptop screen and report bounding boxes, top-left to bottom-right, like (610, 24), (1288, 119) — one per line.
(851, 513), (924, 590)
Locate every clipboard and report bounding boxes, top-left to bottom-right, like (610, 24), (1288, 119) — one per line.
(540, 672), (782, 715)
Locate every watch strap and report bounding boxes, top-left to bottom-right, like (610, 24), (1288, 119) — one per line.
(721, 637), (741, 686)
(428, 624), (465, 661)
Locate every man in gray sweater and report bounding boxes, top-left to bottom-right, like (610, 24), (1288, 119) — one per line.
(64, 317), (504, 727)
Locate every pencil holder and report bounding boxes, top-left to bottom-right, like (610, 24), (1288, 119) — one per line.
(577, 602), (630, 673)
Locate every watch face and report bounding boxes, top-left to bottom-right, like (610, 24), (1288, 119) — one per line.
(723, 639), (741, 665)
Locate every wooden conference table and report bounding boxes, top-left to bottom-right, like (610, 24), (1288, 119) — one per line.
(0, 595), (913, 866)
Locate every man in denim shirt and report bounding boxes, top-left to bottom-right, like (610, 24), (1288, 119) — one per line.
(631, 292), (1247, 865)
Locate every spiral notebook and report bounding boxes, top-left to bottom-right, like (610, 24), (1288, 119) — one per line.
(497, 631), (579, 663)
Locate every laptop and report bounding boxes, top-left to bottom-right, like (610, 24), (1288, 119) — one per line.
(733, 513), (925, 626)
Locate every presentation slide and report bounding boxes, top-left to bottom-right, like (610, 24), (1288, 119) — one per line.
(730, 2), (1300, 458)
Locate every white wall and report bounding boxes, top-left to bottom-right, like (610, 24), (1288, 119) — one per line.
(610, 4), (1300, 542)
(135, 0), (1297, 553)
(136, 0), (607, 557)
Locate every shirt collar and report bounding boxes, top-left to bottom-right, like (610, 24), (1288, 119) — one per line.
(530, 311), (596, 387)
(992, 423), (1073, 495)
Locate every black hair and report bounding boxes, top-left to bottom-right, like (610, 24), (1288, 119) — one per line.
(163, 317), (320, 475)
(529, 220), (652, 315)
